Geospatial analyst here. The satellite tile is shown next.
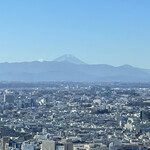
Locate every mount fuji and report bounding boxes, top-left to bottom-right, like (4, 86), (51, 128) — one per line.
(54, 54), (85, 65)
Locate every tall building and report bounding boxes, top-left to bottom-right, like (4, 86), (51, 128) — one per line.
(2, 137), (9, 150)
(140, 110), (150, 121)
(4, 94), (15, 104)
(64, 140), (73, 150)
(42, 140), (56, 150)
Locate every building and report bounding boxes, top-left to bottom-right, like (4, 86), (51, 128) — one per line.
(1, 137), (9, 150)
(42, 140), (56, 150)
(21, 142), (34, 150)
(63, 140), (73, 150)
(4, 94), (15, 104)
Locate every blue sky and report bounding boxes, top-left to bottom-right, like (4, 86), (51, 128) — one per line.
(0, 0), (150, 68)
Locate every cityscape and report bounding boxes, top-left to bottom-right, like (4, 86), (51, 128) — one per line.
(1, 0), (150, 150)
(0, 82), (150, 150)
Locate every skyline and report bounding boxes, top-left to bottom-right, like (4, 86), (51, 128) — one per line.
(0, 1), (150, 69)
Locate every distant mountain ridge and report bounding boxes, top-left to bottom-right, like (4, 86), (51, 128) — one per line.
(0, 55), (150, 82)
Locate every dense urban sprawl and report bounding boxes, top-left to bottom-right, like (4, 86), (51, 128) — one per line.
(0, 82), (150, 150)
